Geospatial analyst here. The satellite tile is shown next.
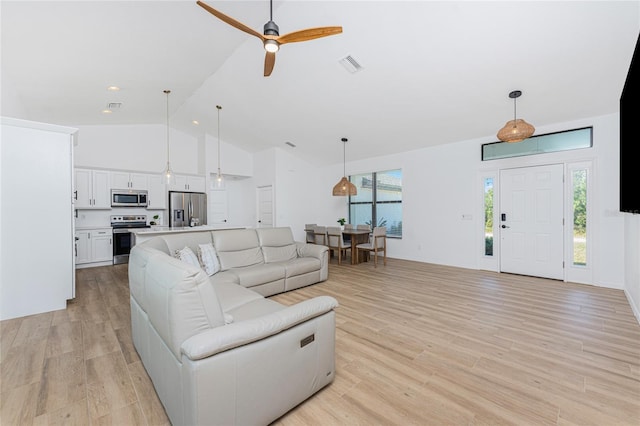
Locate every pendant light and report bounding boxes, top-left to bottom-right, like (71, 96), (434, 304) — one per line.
(163, 89), (173, 183)
(332, 137), (357, 196)
(213, 104), (225, 189)
(497, 90), (535, 143)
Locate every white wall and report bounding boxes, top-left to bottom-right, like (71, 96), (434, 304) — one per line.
(264, 113), (625, 289)
(74, 124), (201, 173)
(0, 74), (27, 119)
(624, 215), (640, 321)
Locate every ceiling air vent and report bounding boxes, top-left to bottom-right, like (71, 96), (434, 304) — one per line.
(339, 55), (363, 73)
(107, 102), (122, 109)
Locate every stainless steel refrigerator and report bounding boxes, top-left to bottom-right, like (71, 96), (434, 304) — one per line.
(169, 191), (207, 227)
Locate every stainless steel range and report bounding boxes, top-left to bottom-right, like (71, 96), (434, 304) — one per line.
(110, 215), (150, 264)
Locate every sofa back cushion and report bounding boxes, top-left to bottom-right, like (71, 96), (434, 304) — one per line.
(160, 232), (214, 258)
(143, 251), (225, 360)
(256, 227), (298, 263)
(212, 229), (264, 270)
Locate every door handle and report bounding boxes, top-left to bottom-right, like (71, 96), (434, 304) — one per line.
(501, 225), (510, 228)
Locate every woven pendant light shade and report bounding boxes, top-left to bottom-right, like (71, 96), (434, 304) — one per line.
(333, 176), (357, 196)
(333, 137), (357, 196)
(497, 118), (535, 143)
(497, 90), (535, 143)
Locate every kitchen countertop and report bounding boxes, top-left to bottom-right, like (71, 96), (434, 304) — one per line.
(131, 225), (248, 244)
(131, 225), (247, 235)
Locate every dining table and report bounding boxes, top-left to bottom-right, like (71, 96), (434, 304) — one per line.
(340, 228), (371, 265)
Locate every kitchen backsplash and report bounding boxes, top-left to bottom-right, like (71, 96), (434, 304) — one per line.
(75, 208), (165, 228)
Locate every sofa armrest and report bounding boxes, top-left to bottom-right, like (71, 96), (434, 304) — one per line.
(181, 295), (338, 360)
(295, 242), (328, 259)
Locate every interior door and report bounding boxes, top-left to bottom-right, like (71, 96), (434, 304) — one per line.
(209, 189), (228, 225)
(500, 164), (564, 280)
(256, 185), (274, 228)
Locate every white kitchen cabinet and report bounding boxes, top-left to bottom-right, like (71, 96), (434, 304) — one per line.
(169, 174), (206, 192)
(75, 230), (91, 264)
(75, 228), (113, 266)
(74, 168), (111, 208)
(111, 171), (148, 190)
(147, 174), (167, 209)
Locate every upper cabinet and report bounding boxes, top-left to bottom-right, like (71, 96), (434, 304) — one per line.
(147, 175), (167, 209)
(74, 169), (111, 209)
(111, 171), (148, 190)
(169, 174), (206, 192)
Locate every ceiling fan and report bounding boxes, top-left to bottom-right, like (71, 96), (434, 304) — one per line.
(196, 0), (342, 77)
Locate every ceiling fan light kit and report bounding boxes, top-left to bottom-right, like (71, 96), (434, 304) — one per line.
(333, 137), (357, 196)
(196, 0), (342, 76)
(497, 90), (535, 143)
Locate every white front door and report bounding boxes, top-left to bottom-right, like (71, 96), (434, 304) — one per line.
(500, 164), (564, 280)
(256, 185), (274, 228)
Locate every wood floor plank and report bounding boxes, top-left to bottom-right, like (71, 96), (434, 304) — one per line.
(82, 321), (120, 360)
(85, 351), (138, 421)
(35, 349), (85, 416)
(45, 321), (83, 358)
(1, 340), (47, 394)
(0, 382), (39, 425)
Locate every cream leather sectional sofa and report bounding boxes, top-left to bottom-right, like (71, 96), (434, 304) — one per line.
(128, 227), (338, 425)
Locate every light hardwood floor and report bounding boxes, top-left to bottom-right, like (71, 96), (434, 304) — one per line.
(1, 257), (639, 425)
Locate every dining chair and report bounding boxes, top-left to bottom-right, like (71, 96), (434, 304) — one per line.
(342, 223), (354, 243)
(327, 226), (351, 265)
(313, 225), (327, 245)
(356, 226), (387, 267)
(304, 223), (316, 243)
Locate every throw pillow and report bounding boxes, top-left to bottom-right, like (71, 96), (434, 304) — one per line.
(198, 243), (221, 276)
(174, 246), (201, 268)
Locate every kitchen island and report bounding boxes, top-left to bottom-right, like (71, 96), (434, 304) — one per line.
(131, 225), (247, 245)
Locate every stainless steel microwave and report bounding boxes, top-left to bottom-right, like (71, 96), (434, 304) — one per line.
(111, 189), (148, 207)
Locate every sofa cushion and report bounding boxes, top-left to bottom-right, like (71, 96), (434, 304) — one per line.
(198, 243), (221, 276)
(143, 253), (225, 359)
(161, 232), (214, 258)
(213, 229), (264, 270)
(230, 263), (285, 288)
(175, 246), (201, 268)
(281, 257), (322, 278)
(212, 281), (264, 313)
(256, 227), (298, 263)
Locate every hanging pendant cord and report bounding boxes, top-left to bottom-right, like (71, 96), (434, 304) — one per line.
(343, 141), (346, 176)
(165, 90), (170, 166)
(216, 105), (222, 173)
(270, 0), (273, 21)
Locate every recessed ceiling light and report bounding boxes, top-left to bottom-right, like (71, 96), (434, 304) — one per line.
(192, 120), (199, 125)
(102, 109), (112, 114)
(107, 86), (120, 91)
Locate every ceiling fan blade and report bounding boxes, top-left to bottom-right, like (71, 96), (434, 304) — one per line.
(277, 26), (343, 45)
(197, 1), (265, 41)
(264, 51), (276, 77)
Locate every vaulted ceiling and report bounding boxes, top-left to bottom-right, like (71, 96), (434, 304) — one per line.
(2, 1), (638, 165)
